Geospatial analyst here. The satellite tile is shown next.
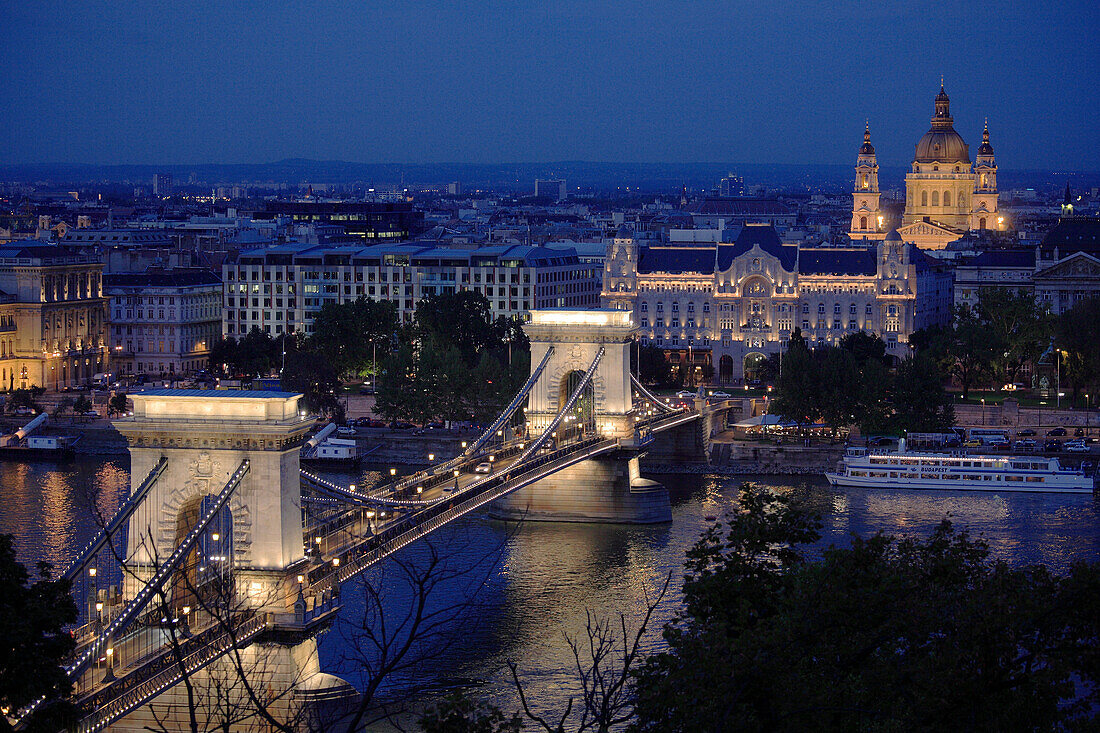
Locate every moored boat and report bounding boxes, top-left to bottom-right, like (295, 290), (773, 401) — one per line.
(825, 439), (1094, 494)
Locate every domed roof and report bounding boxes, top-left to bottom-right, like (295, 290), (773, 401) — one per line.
(884, 228), (903, 242)
(859, 122), (875, 156)
(914, 84), (970, 164)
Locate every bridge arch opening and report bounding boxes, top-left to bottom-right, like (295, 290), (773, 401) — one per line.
(170, 493), (235, 613)
(718, 355), (734, 384)
(743, 352), (766, 383)
(559, 369), (596, 438)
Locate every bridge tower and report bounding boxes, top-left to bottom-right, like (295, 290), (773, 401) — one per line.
(524, 308), (636, 438)
(116, 389), (314, 607)
(494, 309), (672, 524)
(110, 390), (351, 731)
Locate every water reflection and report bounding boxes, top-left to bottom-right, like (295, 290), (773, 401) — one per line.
(1, 458), (1097, 723)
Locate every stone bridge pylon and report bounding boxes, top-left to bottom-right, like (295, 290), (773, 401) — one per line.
(492, 309), (673, 524)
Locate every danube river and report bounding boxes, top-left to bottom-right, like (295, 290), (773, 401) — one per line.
(2, 457), (1098, 723)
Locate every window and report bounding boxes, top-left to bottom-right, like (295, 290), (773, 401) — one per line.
(931, 191), (939, 206)
(656, 302), (663, 312)
(849, 303), (857, 315)
(921, 191), (928, 206)
(802, 303), (809, 314)
(671, 302), (679, 312)
(943, 190), (951, 206)
(866, 304), (873, 316)
(818, 303), (825, 314)
(834, 304), (841, 315)
(640, 302), (648, 312)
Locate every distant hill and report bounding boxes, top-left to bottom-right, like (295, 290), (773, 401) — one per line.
(1, 159), (1096, 194)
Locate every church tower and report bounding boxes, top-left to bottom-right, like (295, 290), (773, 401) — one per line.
(970, 120), (1000, 231)
(850, 122), (884, 240)
(601, 226), (638, 311)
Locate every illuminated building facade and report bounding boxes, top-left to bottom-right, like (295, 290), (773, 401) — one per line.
(224, 242), (600, 337)
(603, 224), (953, 384)
(0, 241), (108, 390)
(255, 201), (423, 241)
(105, 268), (222, 376)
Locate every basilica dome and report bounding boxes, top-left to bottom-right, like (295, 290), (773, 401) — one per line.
(913, 85), (970, 165)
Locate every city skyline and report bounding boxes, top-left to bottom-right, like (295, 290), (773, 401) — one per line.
(2, 2), (1098, 170)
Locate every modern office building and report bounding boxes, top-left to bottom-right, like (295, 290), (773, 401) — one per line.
(104, 268), (222, 376)
(0, 241), (108, 390)
(254, 200), (423, 241)
(223, 242), (600, 337)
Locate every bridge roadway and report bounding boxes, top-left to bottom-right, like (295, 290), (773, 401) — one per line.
(65, 399), (721, 731)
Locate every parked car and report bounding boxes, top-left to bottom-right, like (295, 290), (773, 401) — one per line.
(473, 462), (492, 474)
(336, 426), (357, 437)
(13, 406), (35, 416)
(1017, 429), (1036, 437)
(1014, 438), (1037, 451)
(986, 437), (1010, 449)
(1064, 440), (1089, 453)
(1047, 427), (1067, 437)
(390, 421), (415, 430)
(1044, 439), (1063, 452)
(77, 409), (99, 418)
(868, 436), (893, 446)
(962, 440), (983, 448)
(1074, 427), (1086, 437)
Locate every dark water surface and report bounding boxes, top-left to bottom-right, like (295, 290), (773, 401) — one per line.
(1, 458), (1098, 724)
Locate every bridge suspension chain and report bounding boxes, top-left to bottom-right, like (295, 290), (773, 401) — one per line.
(62, 459), (251, 685)
(630, 373), (676, 414)
(389, 344), (556, 494)
(514, 347), (604, 465)
(61, 456), (168, 584)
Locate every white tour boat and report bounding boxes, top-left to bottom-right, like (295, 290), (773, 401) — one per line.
(825, 440), (1094, 494)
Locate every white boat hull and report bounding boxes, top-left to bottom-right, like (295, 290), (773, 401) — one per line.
(824, 471), (1094, 494)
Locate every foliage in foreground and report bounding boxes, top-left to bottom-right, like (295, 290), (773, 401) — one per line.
(0, 535), (78, 733)
(630, 487), (1100, 732)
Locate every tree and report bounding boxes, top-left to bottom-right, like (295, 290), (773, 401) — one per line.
(1058, 295), (1100, 402)
(72, 395), (93, 420)
(815, 346), (861, 437)
(234, 328), (278, 377)
(838, 331), (889, 366)
(937, 307), (998, 400)
(632, 342), (672, 387)
(309, 298), (398, 379)
(415, 292), (496, 365)
(108, 392), (129, 416)
(977, 286), (1052, 386)
(0, 535), (78, 732)
(630, 486), (1100, 732)
(281, 348), (344, 422)
(891, 353), (954, 433)
(770, 330), (820, 433)
(53, 395), (75, 421)
(7, 388), (38, 414)
(420, 693), (522, 733)
(207, 337), (237, 376)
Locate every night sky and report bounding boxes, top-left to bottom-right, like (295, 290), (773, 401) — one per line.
(3, 1), (1098, 169)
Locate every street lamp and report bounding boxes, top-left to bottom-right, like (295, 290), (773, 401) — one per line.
(981, 398), (986, 426)
(488, 455), (495, 474)
(453, 469), (460, 491)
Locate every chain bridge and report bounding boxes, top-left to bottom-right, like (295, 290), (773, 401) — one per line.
(13, 309), (734, 732)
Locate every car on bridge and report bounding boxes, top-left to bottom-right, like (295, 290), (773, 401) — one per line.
(709, 391), (731, 398)
(675, 390), (695, 399)
(474, 462), (492, 473)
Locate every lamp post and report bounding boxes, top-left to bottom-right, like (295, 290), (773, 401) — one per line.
(488, 455), (495, 474)
(453, 469), (460, 491)
(981, 398), (986, 426)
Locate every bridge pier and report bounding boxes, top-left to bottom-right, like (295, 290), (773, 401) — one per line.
(490, 453), (671, 524)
